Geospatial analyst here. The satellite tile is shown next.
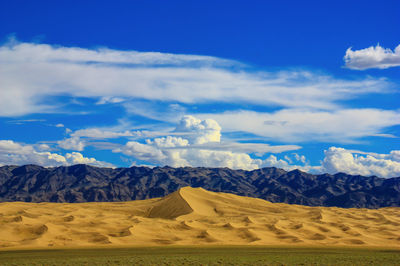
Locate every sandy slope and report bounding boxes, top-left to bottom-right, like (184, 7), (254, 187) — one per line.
(0, 187), (399, 249)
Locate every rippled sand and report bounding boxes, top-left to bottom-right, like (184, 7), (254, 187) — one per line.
(1, 187), (399, 249)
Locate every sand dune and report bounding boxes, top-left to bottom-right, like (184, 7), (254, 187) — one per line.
(0, 187), (399, 249)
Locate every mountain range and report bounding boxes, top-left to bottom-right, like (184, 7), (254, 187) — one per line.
(0, 164), (399, 208)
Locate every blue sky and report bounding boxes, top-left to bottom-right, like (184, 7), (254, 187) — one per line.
(0, 0), (399, 177)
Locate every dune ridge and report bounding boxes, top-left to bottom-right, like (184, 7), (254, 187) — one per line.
(146, 190), (193, 219)
(0, 187), (399, 249)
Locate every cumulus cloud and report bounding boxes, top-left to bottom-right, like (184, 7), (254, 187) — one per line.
(263, 154), (291, 169)
(65, 152), (109, 166)
(0, 140), (112, 167)
(321, 147), (400, 178)
(115, 141), (262, 170)
(344, 44), (400, 70)
(0, 41), (392, 116)
(113, 116), (303, 170)
(36, 144), (51, 151)
(116, 142), (306, 171)
(109, 115), (400, 178)
(198, 108), (400, 142)
(149, 136), (189, 148)
(57, 137), (85, 151)
(263, 153), (313, 172)
(175, 115), (221, 144)
(63, 115), (300, 155)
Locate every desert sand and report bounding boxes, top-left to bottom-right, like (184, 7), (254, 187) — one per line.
(0, 187), (399, 249)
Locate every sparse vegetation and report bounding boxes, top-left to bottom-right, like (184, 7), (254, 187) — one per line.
(0, 246), (399, 265)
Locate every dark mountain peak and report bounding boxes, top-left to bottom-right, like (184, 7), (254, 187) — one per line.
(0, 165), (19, 172)
(334, 172), (359, 178)
(70, 163), (95, 170)
(259, 167), (286, 175)
(289, 168), (303, 174)
(11, 164), (44, 175)
(66, 164), (98, 174)
(0, 164), (399, 208)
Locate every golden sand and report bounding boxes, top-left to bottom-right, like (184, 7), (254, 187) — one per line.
(0, 187), (399, 249)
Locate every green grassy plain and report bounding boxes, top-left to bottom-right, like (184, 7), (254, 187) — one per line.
(0, 246), (399, 265)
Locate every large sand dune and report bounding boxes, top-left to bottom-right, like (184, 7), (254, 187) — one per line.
(0, 187), (399, 249)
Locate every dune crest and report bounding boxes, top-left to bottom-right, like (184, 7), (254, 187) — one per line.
(0, 187), (400, 249)
(146, 189), (193, 219)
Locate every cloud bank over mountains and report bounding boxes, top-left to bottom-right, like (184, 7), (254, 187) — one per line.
(113, 116), (302, 170)
(322, 147), (400, 178)
(0, 140), (113, 168)
(1, 116), (400, 178)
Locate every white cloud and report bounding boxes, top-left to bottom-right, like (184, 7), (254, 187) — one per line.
(148, 136), (189, 148)
(55, 123), (64, 128)
(0, 140), (66, 166)
(96, 96), (125, 105)
(294, 153), (306, 164)
(115, 141), (262, 170)
(36, 144), (51, 151)
(113, 116), (302, 170)
(189, 142), (301, 155)
(111, 115), (400, 177)
(71, 128), (136, 139)
(0, 140), (112, 167)
(7, 119), (46, 125)
(61, 115), (301, 159)
(262, 154), (315, 172)
(109, 116), (400, 177)
(122, 101), (187, 124)
(64, 152), (108, 166)
(198, 108), (400, 142)
(114, 141), (167, 164)
(263, 155), (291, 169)
(175, 115), (221, 144)
(344, 44), (400, 70)
(0, 42), (392, 116)
(57, 127), (142, 151)
(0, 41), (233, 67)
(283, 153), (306, 164)
(57, 137), (85, 151)
(321, 147), (400, 178)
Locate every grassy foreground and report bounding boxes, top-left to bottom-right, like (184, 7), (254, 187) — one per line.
(0, 246), (399, 265)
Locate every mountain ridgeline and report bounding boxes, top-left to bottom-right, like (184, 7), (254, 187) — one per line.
(0, 164), (399, 208)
